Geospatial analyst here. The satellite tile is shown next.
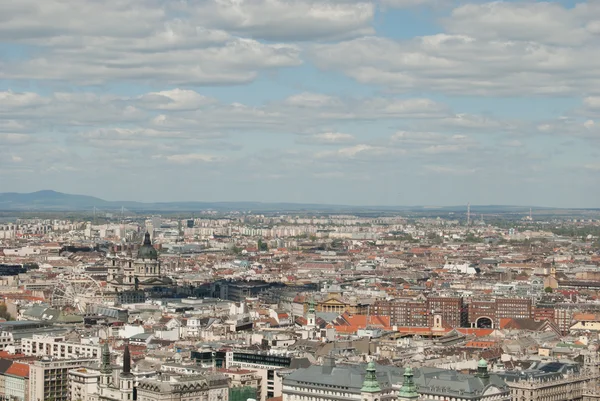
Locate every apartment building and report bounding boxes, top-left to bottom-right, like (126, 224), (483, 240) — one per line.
(29, 357), (96, 401)
(468, 298), (532, 328)
(226, 351), (310, 401)
(22, 335), (100, 360)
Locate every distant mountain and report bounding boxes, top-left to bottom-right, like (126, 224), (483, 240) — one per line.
(0, 190), (113, 210)
(0, 190), (583, 213)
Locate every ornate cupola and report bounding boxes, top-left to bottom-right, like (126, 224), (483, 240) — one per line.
(361, 361), (382, 400)
(137, 232), (158, 260)
(398, 367), (419, 401)
(476, 358), (490, 379)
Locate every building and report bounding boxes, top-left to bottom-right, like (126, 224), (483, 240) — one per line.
(29, 357), (97, 401)
(226, 351), (310, 401)
(499, 361), (598, 401)
(282, 359), (510, 401)
(105, 232), (174, 294)
(0, 361), (29, 401)
(372, 299), (428, 327)
(22, 335), (101, 360)
(468, 298), (532, 328)
(426, 297), (466, 328)
(136, 373), (230, 401)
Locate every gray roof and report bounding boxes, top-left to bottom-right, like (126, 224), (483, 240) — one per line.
(284, 362), (509, 399)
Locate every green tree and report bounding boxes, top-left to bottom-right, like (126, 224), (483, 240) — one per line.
(257, 239), (268, 252)
(544, 286), (553, 293)
(0, 304), (12, 321)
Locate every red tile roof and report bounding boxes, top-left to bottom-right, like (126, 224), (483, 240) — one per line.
(6, 362), (29, 378)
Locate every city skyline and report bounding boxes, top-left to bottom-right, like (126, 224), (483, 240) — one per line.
(2, 0), (600, 207)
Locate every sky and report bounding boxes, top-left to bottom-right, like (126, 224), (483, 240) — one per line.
(1, 0), (599, 208)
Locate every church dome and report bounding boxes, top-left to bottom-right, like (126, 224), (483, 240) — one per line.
(137, 232), (158, 260)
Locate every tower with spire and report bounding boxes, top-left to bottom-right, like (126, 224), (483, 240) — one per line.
(398, 367), (419, 401)
(119, 343), (135, 399)
(100, 341), (113, 387)
(361, 362), (382, 401)
(306, 297), (316, 329)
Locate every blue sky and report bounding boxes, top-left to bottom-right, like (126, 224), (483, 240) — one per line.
(1, 0), (599, 207)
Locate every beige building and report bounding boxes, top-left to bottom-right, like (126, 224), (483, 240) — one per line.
(500, 364), (598, 401)
(29, 357), (96, 401)
(22, 335), (101, 360)
(136, 374), (230, 401)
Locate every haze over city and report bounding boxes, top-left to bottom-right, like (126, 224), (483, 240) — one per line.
(2, 0), (600, 207)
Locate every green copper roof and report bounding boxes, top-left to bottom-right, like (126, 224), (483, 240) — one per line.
(476, 358), (489, 379)
(361, 362), (381, 393)
(137, 232), (158, 260)
(399, 367), (418, 399)
(308, 297), (315, 314)
(101, 342), (112, 374)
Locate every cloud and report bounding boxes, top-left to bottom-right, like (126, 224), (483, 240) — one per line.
(309, 24), (600, 96)
(0, 0), (304, 85)
(443, 2), (593, 46)
(424, 165), (478, 175)
(185, 0), (376, 41)
(151, 153), (226, 164)
(297, 132), (355, 145)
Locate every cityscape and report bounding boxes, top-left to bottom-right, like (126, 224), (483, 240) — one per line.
(0, 202), (598, 401)
(2, 0), (600, 401)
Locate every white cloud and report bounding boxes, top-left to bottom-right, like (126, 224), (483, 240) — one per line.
(137, 89), (217, 111)
(309, 17), (600, 96)
(425, 165), (478, 175)
(151, 153), (226, 164)
(298, 132), (355, 145)
(443, 2), (593, 46)
(185, 0), (376, 41)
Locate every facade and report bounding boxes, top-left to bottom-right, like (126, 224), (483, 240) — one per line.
(282, 360), (510, 401)
(22, 335), (100, 360)
(136, 374), (229, 401)
(29, 357), (96, 401)
(468, 298), (533, 328)
(226, 351), (309, 401)
(426, 297), (466, 328)
(105, 232), (173, 294)
(0, 361), (29, 401)
(372, 299), (428, 327)
(499, 362), (598, 401)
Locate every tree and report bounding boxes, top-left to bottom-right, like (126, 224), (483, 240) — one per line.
(0, 304), (12, 321)
(257, 239), (268, 252)
(544, 286), (553, 293)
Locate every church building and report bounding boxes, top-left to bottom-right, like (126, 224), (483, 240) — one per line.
(105, 232), (174, 296)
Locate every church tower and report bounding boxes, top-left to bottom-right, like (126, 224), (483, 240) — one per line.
(100, 341), (113, 387)
(361, 362), (382, 401)
(307, 298), (316, 329)
(119, 343), (135, 400)
(398, 367), (419, 401)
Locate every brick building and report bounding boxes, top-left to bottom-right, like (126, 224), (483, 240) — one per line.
(426, 297), (466, 328)
(372, 298), (428, 327)
(468, 298), (532, 328)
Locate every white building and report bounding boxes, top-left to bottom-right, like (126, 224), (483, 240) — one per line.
(22, 335), (101, 360)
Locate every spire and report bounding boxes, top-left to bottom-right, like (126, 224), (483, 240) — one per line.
(122, 343), (132, 376)
(361, 361), (381, 393)
(143, 232), (152, 246)
(399, 367), (419, 400)
(476, 358), (489, 379)
(308, 297), (315, 314)
(101, 341), (112, 374)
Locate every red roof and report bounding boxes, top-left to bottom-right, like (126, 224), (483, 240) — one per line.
(6, 362), (29, 378)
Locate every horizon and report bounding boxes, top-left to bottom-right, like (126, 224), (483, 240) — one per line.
(0, 189), (594, 210)
(2, 0), (600, 207)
